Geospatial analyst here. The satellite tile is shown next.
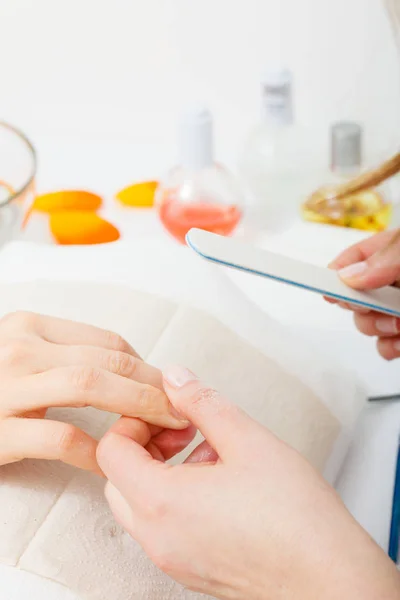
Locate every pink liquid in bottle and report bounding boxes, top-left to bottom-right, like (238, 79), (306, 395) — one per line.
(159, 196), (242, 244)
(157, 106), (244, 244)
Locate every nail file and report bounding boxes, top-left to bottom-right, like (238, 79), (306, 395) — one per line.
(186, 228), (400, 317)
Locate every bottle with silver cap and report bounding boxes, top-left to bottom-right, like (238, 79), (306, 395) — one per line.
(155, 106), (243, 244)
(302, 121), (392, 231)
(331, 122), (363, 177)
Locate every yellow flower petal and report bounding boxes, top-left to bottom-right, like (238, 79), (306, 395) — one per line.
(50, 211), (120, 245)
(33, 190), (102, 213)
(116, 181), (158, 208)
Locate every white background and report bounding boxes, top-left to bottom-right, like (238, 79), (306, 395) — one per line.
(1, 0), (400, 180)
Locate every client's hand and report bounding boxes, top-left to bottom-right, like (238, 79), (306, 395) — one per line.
(0, 312), (188, 473)
(98, 367), (400, 600)
(329, 229), (400, 360)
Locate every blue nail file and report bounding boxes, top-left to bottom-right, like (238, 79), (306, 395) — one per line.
(186, 228), (400, 317)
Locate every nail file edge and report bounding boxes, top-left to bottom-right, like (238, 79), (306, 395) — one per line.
(186, 228), (400, 318)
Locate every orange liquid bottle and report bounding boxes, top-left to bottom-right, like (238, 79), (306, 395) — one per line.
(156, 107), (243, 244)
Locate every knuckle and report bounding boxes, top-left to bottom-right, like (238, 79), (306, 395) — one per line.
(0, 339), (30, 367)
(190, 386), (219, 409)
(55, 424), (79, 456)
(137, 384), (162, 413)
(105, 330), (131, 354)
(107, 351), (137, 378)
(189, 386), (236, 420)
(1, 311), (38, 332)
(70, 366), (101, 397)
(144, 495), (170, 521)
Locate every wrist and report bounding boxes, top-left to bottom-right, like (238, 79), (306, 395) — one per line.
(305, 516), (400, 600)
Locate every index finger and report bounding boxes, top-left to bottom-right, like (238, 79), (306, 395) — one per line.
(162, 366), (264, 461)
(329, 231), (396, 270)
(22, 313), (140, 357)
(7, 368), (189, 430)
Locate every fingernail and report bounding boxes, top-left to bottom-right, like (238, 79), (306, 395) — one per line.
(377, 317), (399, 334)
(168, 405), (190, 424)
(163, 365), (198, 389)
(394, 340), (400, 352)
(351, 305), (371, 314)
(338, 261), (367, 280)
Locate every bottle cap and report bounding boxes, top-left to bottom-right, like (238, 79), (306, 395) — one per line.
(261, 67), (293, 125)
(262, 66), (292, 88)
(331, 121), (362, 171)
(178, 106), (214, 170)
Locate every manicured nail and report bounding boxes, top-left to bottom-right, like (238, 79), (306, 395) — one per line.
(376, 317), (398, 335)
(338, 261), (367, 280)
(163, 365), (198, 389)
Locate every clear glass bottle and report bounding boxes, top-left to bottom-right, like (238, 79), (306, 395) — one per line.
(238, 68), (311, 227)
(302, 122), (392, 232)
(156, 107), (243, 244)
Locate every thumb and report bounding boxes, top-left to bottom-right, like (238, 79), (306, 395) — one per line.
(97, 433), (169, 504)
(338, 230), (400, 290)
(162, 365), (263, 461)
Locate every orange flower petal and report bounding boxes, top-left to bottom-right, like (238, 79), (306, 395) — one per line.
(50, 211), (120, 245)
(116, 181), (158, 207)
(33, 190), (102, 213)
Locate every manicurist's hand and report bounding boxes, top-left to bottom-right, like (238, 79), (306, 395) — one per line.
(329, 229), (400, 360)
(0, 311), (189, 473)
(98, 366), (400, 600)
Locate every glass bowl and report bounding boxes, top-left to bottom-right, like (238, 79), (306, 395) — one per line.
(0, 121), (37, 245)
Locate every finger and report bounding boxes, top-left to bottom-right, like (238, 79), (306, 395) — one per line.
(377, 337), (400, 361)
(338, 302), (353, 311)
(6, 368), (189, 430)
(184, 440), (219, 464)
(151, 425), (197, 461)
(97, 432), (170, 503)
(324, 297), (349, 308)
(162, 365), (263, 461)
(0, 417), (101, 473)
(26, 313), (140, 357)
(45, 344), (163, 389)
(106, 418), (165, 461)
(324, 294), (371, 313)
(354, 313), (400, 337)
(329, 230), (396, 269)
(107, 416), (159, 444)
(337, 230), (400, 290)
(338, 302), (371, 313)
(105, 482), (137, 534)
(107, 417), (197, 461)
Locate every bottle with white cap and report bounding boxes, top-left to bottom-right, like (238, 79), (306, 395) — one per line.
(302, 121), (392, 231)
(155, 106), (243, 244)
(238, 67), (313, 229)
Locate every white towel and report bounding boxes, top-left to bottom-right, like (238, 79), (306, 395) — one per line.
(0, 273), (363, 600)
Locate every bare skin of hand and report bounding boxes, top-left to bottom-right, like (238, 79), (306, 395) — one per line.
(97, 366), (400, 600)
(328, 229), (400, 360)
(0, 311), (189, 473)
